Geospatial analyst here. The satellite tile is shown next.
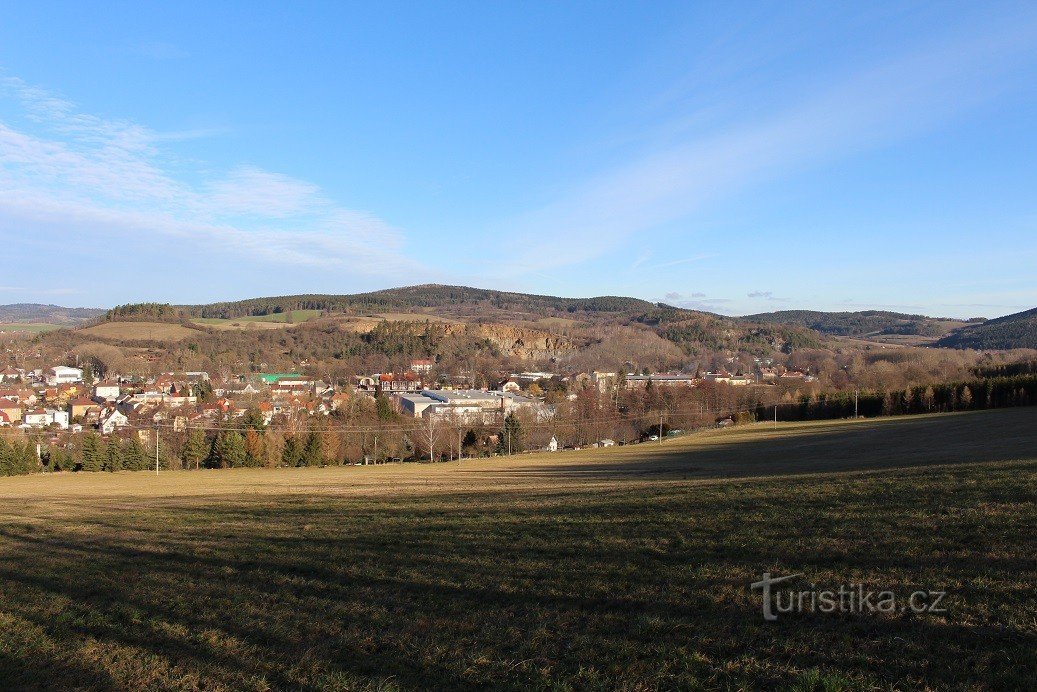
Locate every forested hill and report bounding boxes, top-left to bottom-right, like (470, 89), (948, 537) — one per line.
(0, 303), (105, 324)
(743, 309), (975, 338)
(107, 285), (664, 321)
(935, 307), (1037, 350)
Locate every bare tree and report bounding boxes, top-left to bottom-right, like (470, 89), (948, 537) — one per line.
(420, 414), (439, 462)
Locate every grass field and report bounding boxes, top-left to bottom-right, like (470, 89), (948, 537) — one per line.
(0, 410), (1034, 689)
(194, 310), (325, 330)
(0, 322), (65, 333)
(78, 321), (201, 341)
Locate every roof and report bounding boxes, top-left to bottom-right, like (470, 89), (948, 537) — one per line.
(258, 373), (304, 384)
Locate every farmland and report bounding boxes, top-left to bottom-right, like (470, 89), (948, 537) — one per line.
(77, 321), (202, 342)
(0, 410), (1034, 689)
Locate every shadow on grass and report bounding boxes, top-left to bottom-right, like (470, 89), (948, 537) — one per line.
(1, 458), (1035, 689)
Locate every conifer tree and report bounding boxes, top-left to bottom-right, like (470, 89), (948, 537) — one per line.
(81, 433), (103, 472)
(104, 437), (123, 472)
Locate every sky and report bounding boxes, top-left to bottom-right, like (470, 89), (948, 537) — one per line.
(1, 2), (1036, 318)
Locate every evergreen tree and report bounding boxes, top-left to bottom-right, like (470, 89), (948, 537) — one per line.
(81, 433), (103, 472)
(182, 429), (208, 470)
(104, 437), (123, 472)
(124, 437), (149, 471)
(376, 395), (395, 421)
(281, 434), (301, 467)
(496, 413), (523, 455)
(215, 431), (247, 468)
(300, 430), (325, 467)
(0, 438), (12, 476)
(242, 407), (266, 432)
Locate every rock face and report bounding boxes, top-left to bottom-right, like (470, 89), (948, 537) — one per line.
(469, 324), (578, 360)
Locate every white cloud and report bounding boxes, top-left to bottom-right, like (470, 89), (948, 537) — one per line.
(494, 12), (1037, 272)
(0, 75), (420, 272)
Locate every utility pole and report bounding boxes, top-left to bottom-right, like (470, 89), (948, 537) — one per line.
(154, 424), (160, 475)
(374, 435), (378, 465)
(458, 429), (463, 462)
(774, 404), (777, 429)
(659, 412), (664, 443)
(854, 389), (859, 419)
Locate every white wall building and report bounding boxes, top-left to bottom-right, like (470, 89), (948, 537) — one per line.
(46, 366), (83, 386)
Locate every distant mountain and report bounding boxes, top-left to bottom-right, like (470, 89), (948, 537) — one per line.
(91, 285), (822, 358)
(743, 309), (972, 339)
(0, 303), (105, 324)
(936, 307), (1037, 350)
(177, 284), (660, 320)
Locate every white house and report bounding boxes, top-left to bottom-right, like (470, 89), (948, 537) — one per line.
(46, 366), (83, 386)
(98, 408), (129, 434)
(94, 383), (121, 401)
(547, 436), (558, 452)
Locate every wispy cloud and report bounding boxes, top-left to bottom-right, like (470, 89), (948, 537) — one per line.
(0, 75), (421, 271)
(496, 11), (1037, 271)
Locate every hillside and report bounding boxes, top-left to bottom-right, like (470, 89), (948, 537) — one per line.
(936, 306), (1037, 350)
(744, 309), (974, 341)
(0, 303), (105, 324)
(43, 286), (822, 375)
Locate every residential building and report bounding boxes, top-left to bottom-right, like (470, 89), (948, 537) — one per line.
(46, 366), (83, 386)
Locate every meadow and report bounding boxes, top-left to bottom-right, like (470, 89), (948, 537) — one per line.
(0, 410), (1034, 690)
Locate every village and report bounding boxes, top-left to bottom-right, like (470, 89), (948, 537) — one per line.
(0, 359), (818, 445)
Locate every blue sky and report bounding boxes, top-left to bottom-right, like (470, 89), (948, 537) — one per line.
(1, 2), (1036, 317)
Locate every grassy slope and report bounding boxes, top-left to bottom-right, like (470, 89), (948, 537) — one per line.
(0, 323), (65, 333)
(0, 410), (1034, 689)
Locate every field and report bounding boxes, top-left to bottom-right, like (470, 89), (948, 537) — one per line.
(193, 310), (325, 330)
(0, 410), (1034, 689)
(193, 311), (456, 332)
(78, 321), (202, 342)
(0, 322), (65, 333)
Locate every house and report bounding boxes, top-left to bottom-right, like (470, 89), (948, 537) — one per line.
(93, 382), (121, 401)
(46, 366), (83, 386)
(409, 359), (434, 373)
(67, 397), (100, 420)
(0, 397), (22, 425)
(547, 436), (558, 452)
(23, 408), (68, 429)
(496, 379), (521, 393)
(0, 367), (22, 383)
(98, 408), (129, 434)
(22, 409), (49, 427)
(625, 374), (697, 389)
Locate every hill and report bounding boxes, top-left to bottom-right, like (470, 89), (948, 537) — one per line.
(744, 308), (974, 342)
(0, 303), (105, 324)
(936, 306), (1037, 350)
(84, 286), (822, 369)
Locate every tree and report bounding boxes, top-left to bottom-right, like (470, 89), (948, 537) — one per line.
(496, 413), (523, 455)
(376, 395), (395, 421)
(300, 430), (325, 467)
(281, 434), (302, 467)
(215, 431), (247, 468)
(244, 428), (265, 467)
(104, 437), (123, 472)
(414, 415), (440, 462)
(124, 437), (149, 471)
(960, 386), (973, 409)
(242, 407), (266, 432)
(182, 429), (208, 470)
(81, 433), (103, 472)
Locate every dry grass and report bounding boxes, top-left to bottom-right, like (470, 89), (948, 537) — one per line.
(78, 322), (201, 342)
(0, 410), (1034, 689)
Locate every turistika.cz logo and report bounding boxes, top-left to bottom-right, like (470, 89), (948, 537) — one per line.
(750, 572), (947, 621)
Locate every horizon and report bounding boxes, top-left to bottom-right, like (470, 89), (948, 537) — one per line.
(2, 3), (1036, 317)
(0, 281), (1018, 321)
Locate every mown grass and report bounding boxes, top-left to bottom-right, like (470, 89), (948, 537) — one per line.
(0, 411), (1034, 690)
